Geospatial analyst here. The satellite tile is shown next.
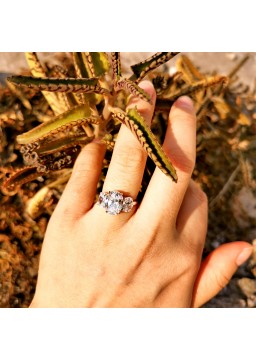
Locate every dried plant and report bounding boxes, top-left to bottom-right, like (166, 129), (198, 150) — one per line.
(1, 52), (256, 307)
(2, 52), (228, 212)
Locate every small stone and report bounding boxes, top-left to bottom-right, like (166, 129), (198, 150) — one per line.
(98, 192), (109, 209)
(237, 278), (256, 298)
(122, 197), (133, 212)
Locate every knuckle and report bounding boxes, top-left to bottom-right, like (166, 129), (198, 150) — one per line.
(172, 150), (195, 174)
(170, 250), (201, 281)
(179, 230), (206, 261)
(73, 145), (100, 175)
(182, 225), (207, 255)
(113, 147), (146, 172)
(182, 241), (204, 263)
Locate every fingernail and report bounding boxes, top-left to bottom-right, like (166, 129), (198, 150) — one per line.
(236, 246), (253, 266)
(138, 80), (155, 99)
(174, 96), (194, 112)
(139, 80), (154, 88)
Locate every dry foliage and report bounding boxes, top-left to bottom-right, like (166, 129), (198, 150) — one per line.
(0, 52), (255, 307)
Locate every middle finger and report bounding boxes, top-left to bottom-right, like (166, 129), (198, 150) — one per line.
(101, 81), (156, 211)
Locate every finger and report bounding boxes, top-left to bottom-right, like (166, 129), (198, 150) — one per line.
(191, 242), (254, 308)
(176, 180), (208, 251)
(54, 142), (106, 220)
(139, 96), (196, 226)
(101, 80), (156, 207)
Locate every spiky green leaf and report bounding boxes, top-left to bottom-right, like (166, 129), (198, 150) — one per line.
(8, 76), (110, 95)
(85, 52), (110, 77)
(73, 52), (103, 105)
(25, 52), (64, 115)
(130, 52), (179, 83)
(111, 52), (122, 82)
(25, 52), (47, 78)
(112, 107), (177, 181)
(116, 78), (152, 103)
(36, 134), (95, 156)
(2, 166), (43, 191)
(16, 104), (100, 144)
(73, 52), (90, 78)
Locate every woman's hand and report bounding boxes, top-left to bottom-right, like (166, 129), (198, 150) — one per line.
(30, 81), (253, 307)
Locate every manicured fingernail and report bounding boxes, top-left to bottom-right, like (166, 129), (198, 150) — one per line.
(174, 96), (194, 112)
(138, 80), (155, 100)
(139, 80), (154, 88)
(236, 247), (253, 266)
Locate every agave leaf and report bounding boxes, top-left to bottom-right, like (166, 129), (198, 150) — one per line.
(25, 52), (64, 115)
(72, 52), (91, 105)
(73, 52), (90, 78)
(2, 166), (43, 191)
(16, 104), (100, 144)
(8, 76), (110, 95)
(166, 76), (229, 101)
(111, 52), (122, 82)
(36, 134), (95, 156)
(112, 107), (177, 182)
(57, 92), (79, 111)
(84, 52), (110, 77)
(73, 52), (103, 105)
(130, 52), (179, 84)
(116, 78), (152, 103)
(50, 60), (80, 110)
(25, 52), (47, 77)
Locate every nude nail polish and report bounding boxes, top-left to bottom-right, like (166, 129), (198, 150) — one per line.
(174, 96), (194, 111)
(236, 247), (253, 266)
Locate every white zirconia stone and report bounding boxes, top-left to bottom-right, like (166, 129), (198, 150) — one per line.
(98, 192), (109, 209)
(106, 191), (124, 215)
(122, 197), (133, 212)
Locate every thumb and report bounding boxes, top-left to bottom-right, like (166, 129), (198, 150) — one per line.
(192, 241), (254, 308)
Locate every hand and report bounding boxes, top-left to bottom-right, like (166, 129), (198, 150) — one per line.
(30, 81), (253, 307)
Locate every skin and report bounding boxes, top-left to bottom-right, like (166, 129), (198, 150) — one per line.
(30, 81), (253, 308)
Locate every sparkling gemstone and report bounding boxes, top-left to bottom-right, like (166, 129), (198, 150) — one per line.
(122, 197), (133, 212)
(106, 191), (124, 215)
(98, 192), (109, 208)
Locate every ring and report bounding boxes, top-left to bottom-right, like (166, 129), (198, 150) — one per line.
(97, 190), (136, 215)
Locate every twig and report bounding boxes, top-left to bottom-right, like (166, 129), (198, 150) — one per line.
(210, 164), (240, 208)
